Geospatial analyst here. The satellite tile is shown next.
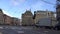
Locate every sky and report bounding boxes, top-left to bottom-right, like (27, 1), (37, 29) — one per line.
(0, 0), (56, 19)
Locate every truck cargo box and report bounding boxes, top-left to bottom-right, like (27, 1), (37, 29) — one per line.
(36, 18), (52, 26)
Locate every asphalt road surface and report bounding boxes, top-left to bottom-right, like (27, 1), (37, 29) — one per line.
(0, 26), (60, 34)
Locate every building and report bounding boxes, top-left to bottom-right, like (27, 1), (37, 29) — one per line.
(3, 14), (12, 25)
(3, 15), (21, 26)
(0, 9), (20, 25)
(22, 10), (34, 26)
(11, 17), (20, 25)
(22, 10), (57, 26)
(34, 10), (48, 24)
(34, 10), (57, 26)
(56, 0), (60, 25)
(0, 9), (4, 24)
(0, 8), (57, 26)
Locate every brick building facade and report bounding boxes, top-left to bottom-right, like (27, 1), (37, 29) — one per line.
(0, 9), (20, 25)
(3, 14), (12, 25)
(0, 9), (4, 24)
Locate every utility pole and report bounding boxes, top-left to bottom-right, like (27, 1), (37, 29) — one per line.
(56, 0), (60, 23)
(55, 0), (60, 30)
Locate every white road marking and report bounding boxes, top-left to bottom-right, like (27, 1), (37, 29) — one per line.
(0, 27), (3, 29)
(11, 27), (15, 29)
(44, 31), (49, 32)
(43, 31), (49, 34)
(38, 32), (47, 34)
(17, 31), (24, 33)
(11, 27), (22, 30)
(42, 33), (47, 34)
(21, 27), (32, 29)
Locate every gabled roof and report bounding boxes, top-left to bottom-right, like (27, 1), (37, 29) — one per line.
(24, 10), (33, 15)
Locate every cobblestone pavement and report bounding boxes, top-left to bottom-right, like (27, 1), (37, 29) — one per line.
(0, 26), (60, 34)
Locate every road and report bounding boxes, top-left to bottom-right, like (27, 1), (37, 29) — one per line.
(0, 26), (60, 34)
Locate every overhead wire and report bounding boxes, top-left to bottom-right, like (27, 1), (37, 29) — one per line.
(10, 0), (56, 17)
(40, 0), (56, 5)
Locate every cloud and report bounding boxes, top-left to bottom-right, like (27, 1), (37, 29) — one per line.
(13, 1), (19, 6)
(11, 0), (19, 6)
(2, 10), (12, 17)
(11, 0), (25, 6)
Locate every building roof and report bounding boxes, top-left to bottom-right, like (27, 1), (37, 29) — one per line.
(0, 9), (2, 11)
(24, 10), (33, 15)
(0, 9), (3, 13)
